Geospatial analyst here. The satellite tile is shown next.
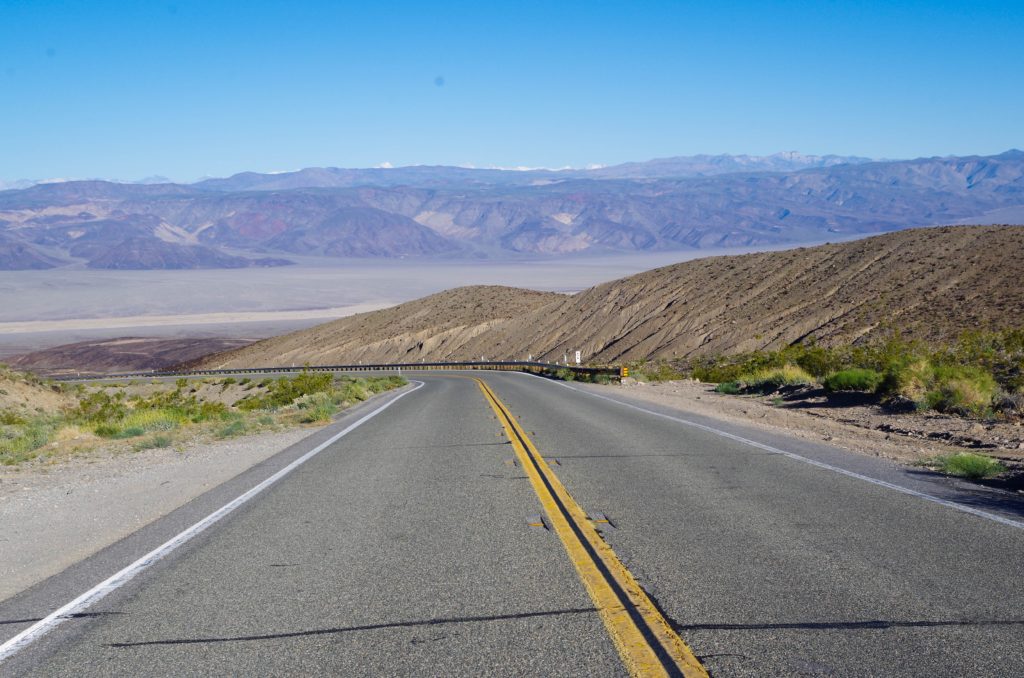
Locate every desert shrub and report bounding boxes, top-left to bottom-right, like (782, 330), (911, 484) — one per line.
(297, 392), (338, 423)
(74, 390), (129, 423)
(238, 371), (334, 411)
(790, 343), (844, 379)
(0, 411), (27, 425)
(938, 329), (1024, 392)
(133, 434), (173, 451)
(738, 364), (815, 391)
(198, 401), (229, 421)
(0, 418), (57, 464)
(121, 408), (185, 432)
(333, 380), (369, 405)
(932, 453), (1005, 479)
(690, 350), (784, 383)
(93, 423), (119, 437)
(215, 419), (246, 438)
(823, 368), (883, 393)
(878, 360), (999, 416)
(366, 375), (406, 392)
(629, 361), (684, 382)
(924, 366), (999, 416)
(99, 425), (146, 439)
(82, 385), (227, 436)
(995, 392), (1024, 418)
(714, 381), (742, 395)
(878, 359), (935, 403)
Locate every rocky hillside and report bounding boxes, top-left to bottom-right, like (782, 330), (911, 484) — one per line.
(1, 152), (1022, 268)
(199, 225), (1024, 368)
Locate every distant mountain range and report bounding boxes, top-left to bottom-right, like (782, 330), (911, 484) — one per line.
(0, 151), (1021, 270)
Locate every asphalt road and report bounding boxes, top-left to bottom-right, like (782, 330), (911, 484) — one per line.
(2, 372), (1023, 676)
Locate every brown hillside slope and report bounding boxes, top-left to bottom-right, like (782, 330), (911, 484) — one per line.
(10, 337), (252, 376)
(199, 225), (1024, 368)
(199, 286), (565, 369)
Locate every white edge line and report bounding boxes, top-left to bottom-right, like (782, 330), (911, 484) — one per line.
(515, 372), (1024, 530)
(0, 380), (425, 664)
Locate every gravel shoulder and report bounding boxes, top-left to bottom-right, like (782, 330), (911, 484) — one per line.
(607, 379), (1024, 467)
(0, 426), (314, 603)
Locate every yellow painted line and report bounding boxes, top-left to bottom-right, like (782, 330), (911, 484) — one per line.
(473, 377), (707, 678)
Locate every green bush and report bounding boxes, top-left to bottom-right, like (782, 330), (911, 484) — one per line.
(0, 410), (27, 425)
(74, 390), (129, 423)
(98, 425), (145, 439)
(121, 408), (184, 432)
(739, 364), (815, 391)
(932, 453), (1005, 479)
(93, 423), (119, 437)
(938, 329), (1024, 392)
(133, 434), (173, 451)
(333, 380), (369, 404)
(879, 360), (935, 403)
(823, 368), (883, 393)
(365, 375), (406, 392)
(924, 366), (999, 416)
(215, 419), (246, 438)
(879, 361), (998, 415)
(792, 343), (844, 379)
(0, 418), (57, 465)
(714, 381), (742, 394)
(238, 370), (334, 411)
(297, 392), (338, 423)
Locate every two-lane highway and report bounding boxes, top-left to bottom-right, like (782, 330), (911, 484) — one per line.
(2, 372), (1023, 676)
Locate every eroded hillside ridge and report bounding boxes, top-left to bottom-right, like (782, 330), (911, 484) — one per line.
(0, 151), (1021, 269)
(199, 225), (1024, 368)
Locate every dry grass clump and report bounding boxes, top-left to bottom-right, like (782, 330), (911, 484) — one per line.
(921, 453), (1006, 480)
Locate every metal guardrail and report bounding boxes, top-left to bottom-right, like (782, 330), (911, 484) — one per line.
(53, 361), (622, 382)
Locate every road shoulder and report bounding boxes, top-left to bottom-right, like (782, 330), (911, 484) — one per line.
(541, 376), (1024, 526)
(0, 385), (412, 606)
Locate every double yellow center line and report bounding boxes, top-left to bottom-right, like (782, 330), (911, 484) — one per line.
(474, 378), (708, 678)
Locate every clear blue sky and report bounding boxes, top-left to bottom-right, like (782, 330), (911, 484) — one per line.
(2, 0), (1021, 181)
